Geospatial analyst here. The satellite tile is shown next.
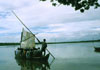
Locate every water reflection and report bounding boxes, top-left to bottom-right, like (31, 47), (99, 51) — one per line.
(15, 58), (50, 70)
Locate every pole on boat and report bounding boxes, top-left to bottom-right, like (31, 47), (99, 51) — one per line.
(46, 49), (55, 59)
(12, 10), (55, 59)
(12, 11), (41, 43)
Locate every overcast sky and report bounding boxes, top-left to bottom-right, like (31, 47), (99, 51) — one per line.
(0, 0), (100, 42)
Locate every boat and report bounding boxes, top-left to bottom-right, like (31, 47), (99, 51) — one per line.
(94, 47), (100, 52)
(12, 11), (55, 61)
(93, 40), (100, 52)
(15, 28), (50, 61)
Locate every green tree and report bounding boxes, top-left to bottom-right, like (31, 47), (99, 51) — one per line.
(40, 0), (100, 13)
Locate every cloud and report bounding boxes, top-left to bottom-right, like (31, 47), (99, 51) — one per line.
(0, 0), (100, 42)
(0, 0), (38, 10)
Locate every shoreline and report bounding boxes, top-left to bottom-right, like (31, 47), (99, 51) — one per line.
(0, 39), (100, 46)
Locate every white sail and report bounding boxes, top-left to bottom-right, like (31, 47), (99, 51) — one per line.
(20, 28), (35, 49)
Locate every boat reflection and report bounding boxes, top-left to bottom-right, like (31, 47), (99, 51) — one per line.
(15, 58), (50, 70)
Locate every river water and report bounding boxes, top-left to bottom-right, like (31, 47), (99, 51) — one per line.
(0, 42), (100, 70)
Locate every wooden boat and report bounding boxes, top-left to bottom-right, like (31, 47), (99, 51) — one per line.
(92, 38), (100, 52)
(15, 28), (50, 61)
(12, 11), (55, 61)
(94, 47), (100, 52)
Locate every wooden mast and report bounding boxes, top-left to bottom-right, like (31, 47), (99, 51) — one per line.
(12, 11), (41, 43)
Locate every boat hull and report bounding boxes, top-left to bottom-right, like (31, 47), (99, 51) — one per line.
(15, 48), (49, 61)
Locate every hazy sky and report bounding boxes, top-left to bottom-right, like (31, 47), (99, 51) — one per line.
(0, 0), (100, 42)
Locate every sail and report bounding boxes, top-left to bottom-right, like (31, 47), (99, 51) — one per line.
(20, 28), (35, 49)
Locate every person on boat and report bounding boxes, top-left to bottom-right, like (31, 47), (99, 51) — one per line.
(41, 39), (47, 56)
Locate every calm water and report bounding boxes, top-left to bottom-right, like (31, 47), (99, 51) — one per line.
(0, 42), (100, 70)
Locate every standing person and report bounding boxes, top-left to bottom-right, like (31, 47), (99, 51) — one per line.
(41, 39), (47, 56)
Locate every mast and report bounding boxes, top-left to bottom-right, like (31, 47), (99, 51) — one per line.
(12, 11), (41, 44)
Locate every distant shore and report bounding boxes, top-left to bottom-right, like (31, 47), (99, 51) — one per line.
(47, 39), (100, 44)
(0, 39), (100, 46)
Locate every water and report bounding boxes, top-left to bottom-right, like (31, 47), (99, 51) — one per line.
(0, 42), (100, 70)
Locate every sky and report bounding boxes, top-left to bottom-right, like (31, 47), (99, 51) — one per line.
(0, 0), (100, 42)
